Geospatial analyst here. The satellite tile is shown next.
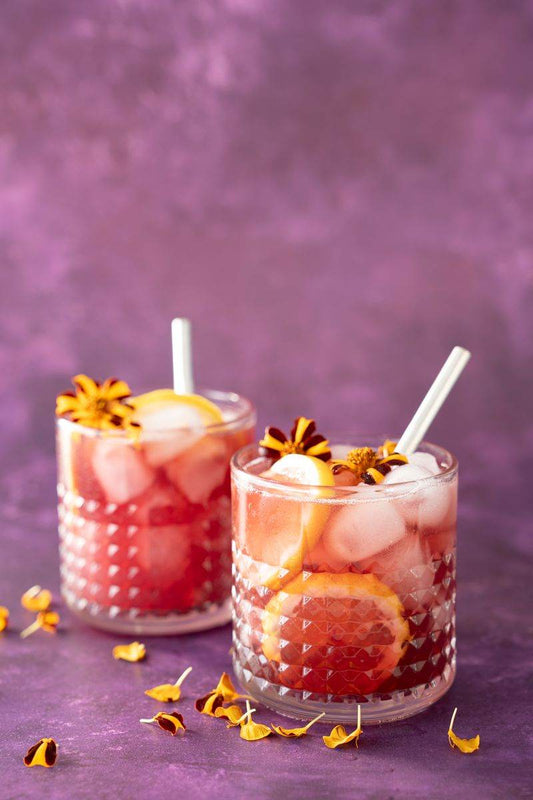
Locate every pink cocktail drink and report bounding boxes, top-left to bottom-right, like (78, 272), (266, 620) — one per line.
(57, 384), (255, 634)
(231, 434), (457, 723)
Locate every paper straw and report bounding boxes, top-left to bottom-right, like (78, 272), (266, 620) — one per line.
(396, 346), (471, 455)
(171, 318), (194, 394)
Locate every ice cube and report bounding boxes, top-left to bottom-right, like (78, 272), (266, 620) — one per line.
(409, 451), (441, 474)
(92, 439), (155, 505)
(321, 496), (406, 565)
(165, 435), (229, 505)
(384, 463), (455, 529)
(139, 404), (205, 467)
(136, 524), (191, 589)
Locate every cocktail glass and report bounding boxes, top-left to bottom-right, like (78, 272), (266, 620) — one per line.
(57, 390), (255, 634)
(231, 439), (457, 723)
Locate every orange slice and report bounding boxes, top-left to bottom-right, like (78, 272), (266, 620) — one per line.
(262, 571), (410, 696)
(243, 455), (335, 592)
(130, 390), (223, 467)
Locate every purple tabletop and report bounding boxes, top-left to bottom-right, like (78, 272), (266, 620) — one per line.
(1, 1), (532, 798)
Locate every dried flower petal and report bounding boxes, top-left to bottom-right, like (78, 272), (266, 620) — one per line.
(145, 667), (192, 702)
(448, 708), (480, 754)
(23, 738), (57, 768)
(0, 606), (9, 632)
(56, 374), (140, 434)
(240, 701), (272, 742)
(323, 706), (363, 749)
(195, 691), (225, 716)
(214, 705), (245, 727)
(213, 672), (242, 702)
(259, 417), (331, 462)
(272, 712), (325, 738)
(20, 611), (60, 639)
(21, 585), (52, 612)
(140, 711), (186, 736)
(112, 641), (146, 662)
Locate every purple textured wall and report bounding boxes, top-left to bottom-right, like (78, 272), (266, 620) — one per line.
(1, 2), (531, 798)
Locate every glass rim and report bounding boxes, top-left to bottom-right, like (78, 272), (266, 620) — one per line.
(56, 388), (256, 438)
(231, 439), (458, 502)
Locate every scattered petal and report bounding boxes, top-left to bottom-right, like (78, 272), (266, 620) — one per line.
(21, 585), (52, 612)
(0, 606), (9, 632)
(323, 707), (363, 749)
(23, 738), (57, 768)
(195, 691), (225, 717)
(239, 701), (272, 742)
(213, 672), (242, 702)
(140, 712), (186, 736)
(20, 611), (60, 639)
(214, 705), (245, 727)
(272, 712), (325, 738)
(448, 708), (480, 754)
(145, 667), (192, 702)
(195, 672), (248, 715)
(112, 641), (146, 662)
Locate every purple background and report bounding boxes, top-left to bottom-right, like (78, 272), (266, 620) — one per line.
(1, 2), (532, 798)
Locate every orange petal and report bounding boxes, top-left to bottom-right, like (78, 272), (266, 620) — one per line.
(23, 738), (57, 768)
(21, 585), (52, 612)
(448, 708), (480, 754)
(112, 641), (146, 662)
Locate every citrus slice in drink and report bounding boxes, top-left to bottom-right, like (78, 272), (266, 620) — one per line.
(130, 390), (223, 466)
(262, 571), (410, 696)
(240, 454), (335, 591)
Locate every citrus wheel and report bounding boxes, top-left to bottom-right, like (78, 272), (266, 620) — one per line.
(130, 390), (223, 466)
(240, 454), (335, 592)
(262, 571), (410, 696)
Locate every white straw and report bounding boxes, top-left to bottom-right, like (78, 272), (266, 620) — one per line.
(171, 318), (194, 394)
(396, 346), (471, 455)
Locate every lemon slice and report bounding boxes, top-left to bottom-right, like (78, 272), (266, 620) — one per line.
(130, 390), (223, 467)
(262, 571), (410, 695)
(248, 454), (335, 592)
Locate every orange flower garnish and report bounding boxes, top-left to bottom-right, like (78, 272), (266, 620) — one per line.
(271, 712), (325, 738)
(259, 417), (331, 462)
(23, 738), (57, 768)
(56, 374), (141, 433)
(112, 641), (146, 662)
(21, 585), (52, 612)
(140, 711), (186, 736)
(195, 672), (248, 716)
(239, 701), (272, 742)
(20, 611), (60, 639)
(448, 707), (480, 754)
(323, 706), (363, 749)
(145, 667), (192, 702)
(214, 705), (245, 727)
(0, 606), (9, 632)
(330, 447), (377, 481)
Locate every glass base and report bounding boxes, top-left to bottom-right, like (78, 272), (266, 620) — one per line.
(62, 589), (232, 635)
(233, 655), (456, 724)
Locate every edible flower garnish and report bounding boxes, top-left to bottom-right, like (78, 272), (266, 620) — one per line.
(145, 667), (192, 702)
(21, 585), (52, 612)
(23, 738), (57, 768)
(361, 451), (408, 485)
(0, 606), (9, 632)
(239, 701), (272, 742)
(330, 447), (377, 481)
(214, 704), (245, 727)
(378, 439), (398, 458)
(20, 611), (60, 639)
(259, 417), (331, 462)
(331, 445), (408, 485)
(140, 711), (186, 736)
(323, 706), (363, 749)
(271, 712), (325, 738)
(448, 707), (480, 754)
(195, 672), (249, 716)
(56, 374), (140, 433)
(112, 641), (146, 662)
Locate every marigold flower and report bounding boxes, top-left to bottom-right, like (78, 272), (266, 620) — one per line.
(259, 417), (331, 462)
(56, 374), (140, 433)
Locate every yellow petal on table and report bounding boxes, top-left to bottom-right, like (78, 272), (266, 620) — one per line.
(21, 585), (52, 612)
(239, 701), (272, 742)
(323, 706), (363, 749)
(112, 641), (146, 662)
(195, 691), (225, 716)
(214, 705), (245, 727)
(20, 611), (60, 639)
(140, 711), (186, 736)
(145, 667), (192, 702)
(448, 708), (480, 754)
(23, 738), (58, 768)
(272, 712), (325, 738)
(0, 606), (9, 632)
